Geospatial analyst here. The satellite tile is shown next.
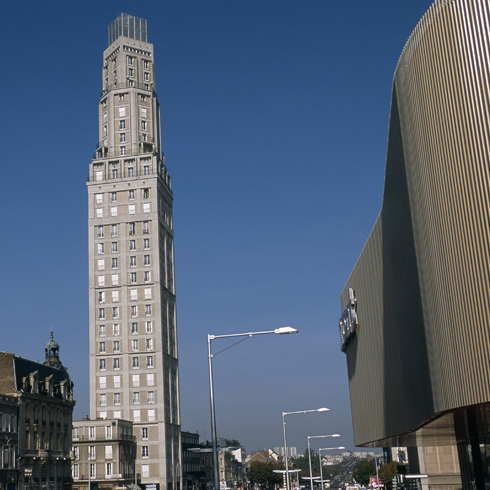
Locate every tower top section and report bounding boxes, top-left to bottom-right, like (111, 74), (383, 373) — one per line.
(108, 13), (148, 46)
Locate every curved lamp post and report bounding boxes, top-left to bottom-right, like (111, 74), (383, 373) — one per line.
(307, 435), (341, 490)
(282, 408), (330, 490)
(208, 326), (298, 490)
(318, 447), (345, 490)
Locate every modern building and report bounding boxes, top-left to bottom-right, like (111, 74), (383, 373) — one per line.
(87, 13), (181, 490)
(339, 1), (490, 489)
(72, 418), (136, 490)
(0, 334), (75, 490)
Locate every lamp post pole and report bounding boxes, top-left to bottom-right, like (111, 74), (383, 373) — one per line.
(208, 326), (298, 490)
(281, 409), (330, 490)
(307, 435), (340, 490)
(318, 447), (345, 490)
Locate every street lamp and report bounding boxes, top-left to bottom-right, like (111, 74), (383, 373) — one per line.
(318, 447), (345, 490)
(282, 408), (329, 490)
(208, 326), (298, 490)
(307, 435), (340, 490)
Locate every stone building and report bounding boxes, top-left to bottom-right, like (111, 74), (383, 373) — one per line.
(71, 418), (136, 490)
(0, 395), (19, 490)
(87, 13), (181, 490)
(0, 333), (75, 490)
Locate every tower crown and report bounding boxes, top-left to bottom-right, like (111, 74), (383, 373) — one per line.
(108, 13), (147, 46)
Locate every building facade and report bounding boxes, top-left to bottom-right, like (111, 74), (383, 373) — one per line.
(87, 13), (181, 490)
(181, 432), (204, 490)
(0, 335), (74, 490)
(0, 395), (19, 490)
(72, 418), (136, 490)
(339, 1), (490, 489)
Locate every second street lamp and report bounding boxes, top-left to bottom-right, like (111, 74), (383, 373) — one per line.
(281, 408), (330, 490)
(307, 434), (341, 490)
(208, 326), (298, 490)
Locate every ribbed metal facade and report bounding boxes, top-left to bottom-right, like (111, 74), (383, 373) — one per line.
(341, 0), (490, 448)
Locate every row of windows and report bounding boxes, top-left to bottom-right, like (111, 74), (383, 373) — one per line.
(99, 355), (154, 370)
(96, 189), (150, 205)
(97, 373), (155, 389)
(96, 221), (151, 238)
(116, 106), (148, 119)
(97, 238), (151, 255)
(97, 270), (151, 288)
(97, 255), (151, 271)
(96, 270), (157, 288)
(98, 287), (152, 303)
(72, 424), (132, 442)
(98, 304), (152, 320)
(95, 202), (151, 218)
(95, 164), (151, 178)
(97, 409), (155, 425)
(99, 391), (155, 406)
(73, 461), (139, 480)
(74, 462), (151, 480)
(99, 337), (153, 353)
(99, 322), (153, 337)
(127, 57), (151, 70)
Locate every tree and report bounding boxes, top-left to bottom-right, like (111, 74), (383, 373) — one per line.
(248, 461), (282, 489)
(223, 439), (241, 448)
(352, 460), (375, 486)
(294, 449), (321, 479)
(378, 462), (400, 490)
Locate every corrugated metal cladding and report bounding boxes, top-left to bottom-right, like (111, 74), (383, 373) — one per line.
(341, 0), (490, 447)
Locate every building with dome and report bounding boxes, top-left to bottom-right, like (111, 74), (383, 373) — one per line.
(0, 333), (75, 490)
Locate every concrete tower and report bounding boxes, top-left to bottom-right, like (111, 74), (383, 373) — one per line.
(87, 13), (181, 490)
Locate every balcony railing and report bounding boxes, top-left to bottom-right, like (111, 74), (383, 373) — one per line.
(101, 81), (155, 98)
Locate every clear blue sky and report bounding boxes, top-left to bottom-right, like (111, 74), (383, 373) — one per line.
(1, 0), (432, 453)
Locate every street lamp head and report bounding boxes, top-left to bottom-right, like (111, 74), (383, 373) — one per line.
(331, 434), (341, 437)
(317, 407), (329, 412)
(274, 326), (298, 335)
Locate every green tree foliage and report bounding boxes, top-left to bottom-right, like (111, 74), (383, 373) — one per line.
(223, 439), (241, 448)
(352, 460), (375, 486)
(248, 461), (283, 489)
(294, 449), (321, 479)
(378, 462), (400, 490)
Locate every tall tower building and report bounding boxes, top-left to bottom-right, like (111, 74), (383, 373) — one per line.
(87, 13), (181, 490)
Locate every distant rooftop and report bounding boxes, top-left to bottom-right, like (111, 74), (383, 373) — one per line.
(108, 13), (147, 46)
